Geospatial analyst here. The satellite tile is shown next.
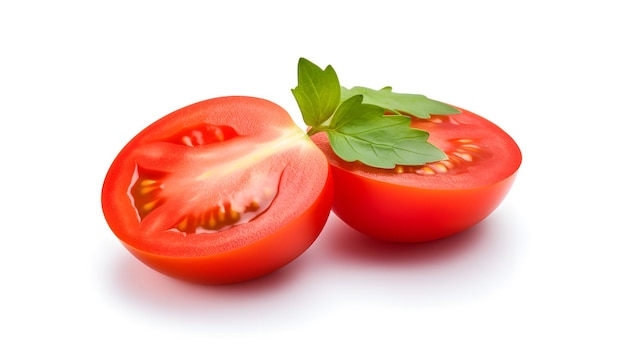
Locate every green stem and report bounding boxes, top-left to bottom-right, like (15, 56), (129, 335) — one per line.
(306, 127), (323, 137)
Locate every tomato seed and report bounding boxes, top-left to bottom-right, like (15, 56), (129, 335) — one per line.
(418, 167), (436, 175)
(214, 129), (225, 142)
(140, 179), (157, 186)
(441, 160), (455, 169)
(181, 136), (193, 147)
(433, 163), (448, 173)
(228, 209), (240, 222)
(453, 151), (473, 162)
(142, 200), (159, 212)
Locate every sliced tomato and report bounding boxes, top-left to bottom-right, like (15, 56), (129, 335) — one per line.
(310, 106), (521, 243)
(102, 97), (333, 284)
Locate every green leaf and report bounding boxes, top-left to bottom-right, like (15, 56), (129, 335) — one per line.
(291, 58), (454, 168)
(291, 58), (341, 127)
(341, 86), (460, 119)
(327, 95), (447, 169)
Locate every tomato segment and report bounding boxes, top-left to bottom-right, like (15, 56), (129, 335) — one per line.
(311, 106), (521, 243)
(102, 97), (333, 284)
(165, 124), (238, 146)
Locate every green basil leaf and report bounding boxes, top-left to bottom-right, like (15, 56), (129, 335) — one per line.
(291, 58), (341, 127)
(341, 86), (460, 118)
(327, 95), (447, 168)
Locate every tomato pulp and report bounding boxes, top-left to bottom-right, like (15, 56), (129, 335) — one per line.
(311, 106), (521, 242)
(102, 97), (333, 284)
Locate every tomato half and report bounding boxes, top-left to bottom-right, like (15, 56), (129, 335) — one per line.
(102, 97), (333, 284)
(310, 106), (521, 243)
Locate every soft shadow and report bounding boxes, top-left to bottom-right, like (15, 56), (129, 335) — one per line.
(310, 210), (525, 303)
(99, 207), (524, 325)
(320, 215), (493, 266)
(114, 251), (300, 297)
(103, 245), (326, 330)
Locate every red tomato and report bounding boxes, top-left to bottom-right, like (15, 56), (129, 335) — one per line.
(101, 97), (333, 284)
(310, 106), (521, 243)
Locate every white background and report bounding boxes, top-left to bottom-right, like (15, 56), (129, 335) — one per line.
(2, 1), (624, 349)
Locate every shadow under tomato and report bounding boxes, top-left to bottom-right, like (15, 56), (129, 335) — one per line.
(308, 209), (525, 304)
(112, 245), (310, 297)
(104, 240), (330, 330)
(319, 214), (493, 266)
(102, 207), (523, 328)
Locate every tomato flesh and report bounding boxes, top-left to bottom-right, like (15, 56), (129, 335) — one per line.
(102, 97), (333, 284)
(311, 107), (521, 243)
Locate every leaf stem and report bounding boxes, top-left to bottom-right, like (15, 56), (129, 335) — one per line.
(306, 126), (326, 137)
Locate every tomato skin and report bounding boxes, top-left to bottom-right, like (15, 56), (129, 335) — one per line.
(102, 96), (333, 284)
(330, 165), (517, 242)
(120, 169), (333, 284)
(311, 106), (521, 243)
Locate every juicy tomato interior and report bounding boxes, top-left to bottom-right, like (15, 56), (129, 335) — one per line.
(310, 106), (521, 242)
(102, 97), (333, 284)
(316, 109), (521, 190)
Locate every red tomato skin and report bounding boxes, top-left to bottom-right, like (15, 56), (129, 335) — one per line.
(120, 169), (333, 284)
(330, 165), (517, 242)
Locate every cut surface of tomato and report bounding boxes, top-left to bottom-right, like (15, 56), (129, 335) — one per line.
(102, 97), (333, 284)
(311, 106), (521, 243)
